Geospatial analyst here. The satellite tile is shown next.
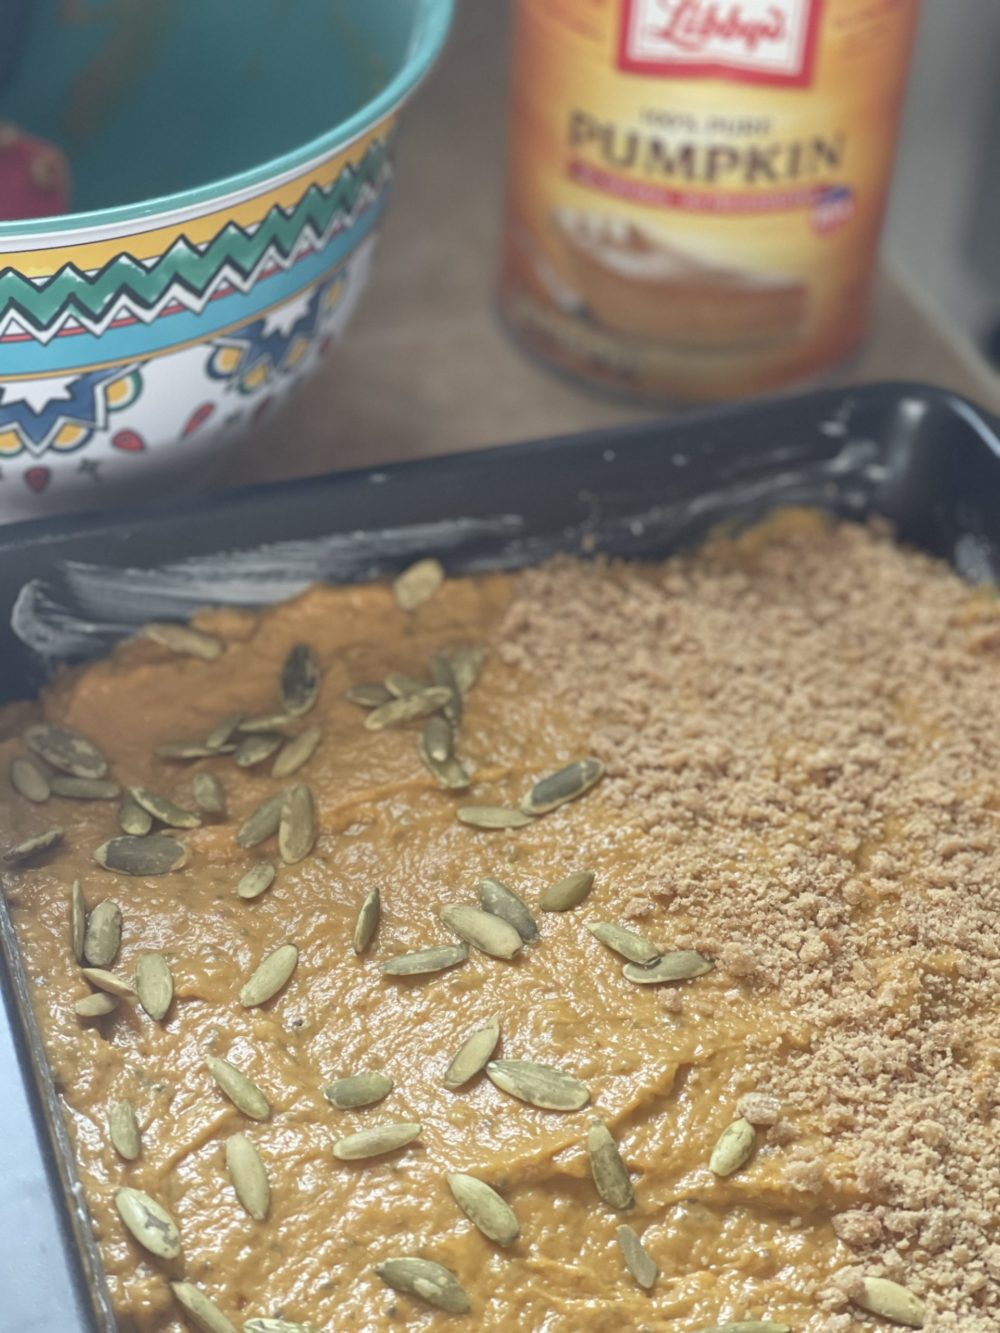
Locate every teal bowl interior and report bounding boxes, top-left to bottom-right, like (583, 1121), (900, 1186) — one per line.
(0, 0), (451, 226)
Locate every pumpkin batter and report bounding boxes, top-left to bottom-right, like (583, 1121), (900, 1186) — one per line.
(1, 512), (998, 1332)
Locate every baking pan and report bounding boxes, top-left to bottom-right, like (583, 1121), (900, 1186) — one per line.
(0, 379), (998, 1332)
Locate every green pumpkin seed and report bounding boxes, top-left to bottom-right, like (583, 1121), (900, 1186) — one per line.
(238, 863), (276, 901)
(385, 672), (428, 698)
(3, 826), (64, 865)
(416, 733), (471, 790)
(540, 870), (594, 912)
(279, 783), (316, 864)
(450, 645), (486, 693)
(333, 1121), (421, 1160)
(10, 757), (50, 803)
(74, 992), (118, 1018)
(280, 643), (321, 716)
(486, 1059), (590, 1111)
(83, 900), (122, 967)
(393, 557), (444, 611)
(233, 733), (283, 768)
(521, 758), (604, 815)
(457, 805), (533, 830)
(170, 1282), (237, 1333)
(709, 1118), (756, 1177)
(155, 739), (220, 760)
(440, 903), (522, 959)
(587, 921), (659, 965)
(692, 1324), (791, 1333)
(478, 878), (538, 942)
(193, 771), (226, 816)
(23, 723), (107, 779)
(70, 880), (86, 963)
(352, 888), (380, 954)
(444, 1017), (500, 1090)
(205, 1055), (270, 1120)
(115, 1187), (182, 1259)
(588, 1119), (633, 1209)
(205, 713), (243, 750)
(50, 776), (121, 801)
(135, 952), (173, 1021)
(379, 944), (468, 976)
(239, 943), (298, 1007)
(375, 1256), (469, 1314)
(129, 787), (201, 829)
(235, 792), (284, 849)
(324, 1070), (393, 1109)
(272, 725), (322, 779)
(118, 793), (153, 835)
(141, 621), (223, 661)
(80, 967), (135, 999)
(365, 687), (451, 732)
(94, 835), (187, 876)
(422, 715), (454, 763)
(245, 1322), (319, 1333)
(108, 1100), (141, 1161)
(225, 1132), (270, 1220)
(238, 712), (297, 735)
(345, 681), (392, 708)
(852, 1277), (926, 1328)
(446, 1172), (519, 1245)
(617, 1225), (658, 1289)
(623, 950), (713, 984)
(430, 654), (462, 727)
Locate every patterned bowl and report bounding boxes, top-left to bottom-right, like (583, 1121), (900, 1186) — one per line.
(0, 0), (452, 521)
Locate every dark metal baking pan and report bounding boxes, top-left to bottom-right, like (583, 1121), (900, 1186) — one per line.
(0, 379), (998, 1332)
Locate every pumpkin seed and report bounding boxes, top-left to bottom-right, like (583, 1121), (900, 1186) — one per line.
(478, 878), (538, 942)
(375, 1256), (469, 1314)
(345, 681), (393, 708)
(239, 943), (298, 1007)
(587, 921), (659, 965)
(129, 786), (201, 829)
(108, 1100), (141, 1160)
(225, 1133), (270, 1220)
(115, 1187), (182, 1260)
(457, 805), (533, 830)
(440, 903), (522, 959)
(80, 967), (135, 999)
(280, 643), (321, 716)
(352, 888), (380, 954)
(23, 722), (107, 779)
(444, 1017), (500, 1090)
(83, 900), (122, 967)
(245, 1322), (319, 1333)
(623, 950), (713, 984)
(709, 1118), (756, 1177)
(135, 952), (173, 1021)
(416, 733), (471, 790)
(233, 733), (283, 768)
(155, 739), (220, 760)
(446, 1172), (520, 1246)
(272, 725), (322, 779)
(423, 715), (454, 763)
(238, 863), (276, 901)
(141, 621), (223, 661)
(205, 713), (243, 750)
(617, 1225), (658, 1289)
(205, 1055), (270, 1120)
(385, 672), (428, 698)
(393, 557), (444, 611)
(3, 826), (64, 865)
(70, 879), (86, 963)
(364, 687), (451, 731)
(238, 712), (297, 735)
(429, 654), (462, 727)
(332, 1121), (421, 1160)
(540, 870), (594, 912)
(588, 1119), (633, 1209)
(324, 1070), (393, 1110)
(118, 793), (153, 835)
(235, 792), (284, 849)
(74, 992), (118, 1018)
(521, 758), (604, 815)
(10, 757), (50, 803)
(193, 771), (226, 816)
(95, 835), (187, 876)
(693, 1325), (791, 1333)
(379, 944), (468, 976)
(169, 1282), (237, 1333)
(279, 783), (316, 864)
(50, 776), (121, 801)
(450, 645), (486, 693)
(852, 1277), (926, 1328)
(486, 1059), (590, 1111)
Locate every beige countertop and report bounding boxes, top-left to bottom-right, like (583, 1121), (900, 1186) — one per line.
(238, 3), (1000, 486)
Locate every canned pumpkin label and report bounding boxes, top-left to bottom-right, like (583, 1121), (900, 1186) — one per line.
(499, 0), (920, 401)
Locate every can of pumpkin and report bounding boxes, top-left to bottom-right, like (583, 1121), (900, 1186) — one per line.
(498, 0), (920, 402)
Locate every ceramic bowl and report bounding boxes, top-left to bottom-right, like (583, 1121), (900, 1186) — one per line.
(0, 0), (452, 522)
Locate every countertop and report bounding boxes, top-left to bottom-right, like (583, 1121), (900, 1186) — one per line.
(237, 2), (1000, 486)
